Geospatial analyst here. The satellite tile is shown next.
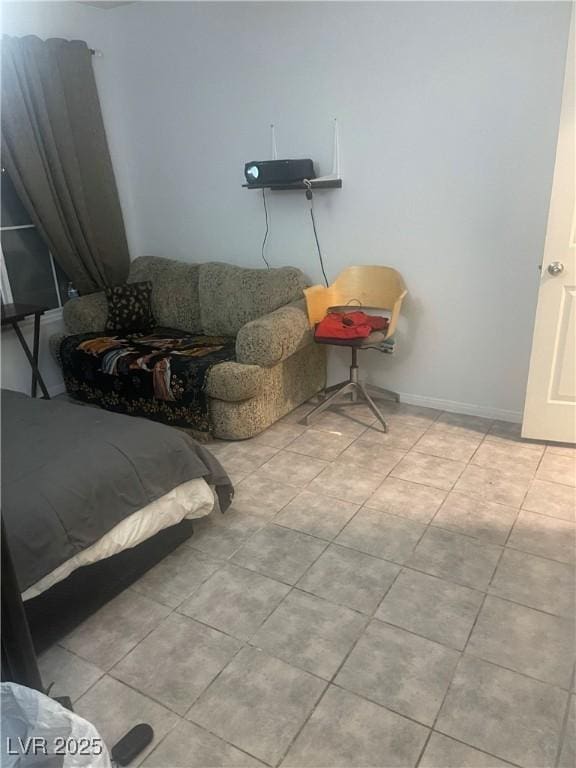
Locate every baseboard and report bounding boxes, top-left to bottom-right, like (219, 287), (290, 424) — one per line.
(43, 385), (522, 422)
(4, 382), (66, 398)
(397, 391), (523, 424)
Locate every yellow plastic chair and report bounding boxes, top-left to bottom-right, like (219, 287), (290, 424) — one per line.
(304, 265), (407, 431)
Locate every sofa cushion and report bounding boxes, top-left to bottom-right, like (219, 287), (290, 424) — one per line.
(60, 329), (235, 432)
(129, 256), (202, 332)
(199, 262), (307, 337)
(105, 281), (155, 334)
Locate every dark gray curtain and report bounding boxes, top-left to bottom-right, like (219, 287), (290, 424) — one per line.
(1, 35), (129, 294)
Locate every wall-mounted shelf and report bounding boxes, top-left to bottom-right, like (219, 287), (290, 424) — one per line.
(242, 178), (342, 191)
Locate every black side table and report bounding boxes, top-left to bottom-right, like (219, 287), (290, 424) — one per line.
(1, 303), (51, 399)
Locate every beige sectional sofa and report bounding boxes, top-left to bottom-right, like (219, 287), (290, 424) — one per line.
(50, 256), (326, 439)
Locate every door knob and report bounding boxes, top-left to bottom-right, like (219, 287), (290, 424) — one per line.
(547, 262), (564, 276)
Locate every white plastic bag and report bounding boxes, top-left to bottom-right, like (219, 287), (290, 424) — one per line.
(1, 682), (112, 768)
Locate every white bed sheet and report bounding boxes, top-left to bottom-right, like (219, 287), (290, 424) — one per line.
(22, 477), (215, 601)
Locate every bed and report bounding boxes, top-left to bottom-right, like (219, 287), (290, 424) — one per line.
(1, 389), (233, 650)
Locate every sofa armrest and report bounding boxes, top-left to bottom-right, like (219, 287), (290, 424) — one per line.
(63, 292), (108, 334)
(206, 361), (267, 401)
(235, 299), (313, 367)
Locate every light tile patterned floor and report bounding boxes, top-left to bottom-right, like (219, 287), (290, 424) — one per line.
(39, 399), (576, 767)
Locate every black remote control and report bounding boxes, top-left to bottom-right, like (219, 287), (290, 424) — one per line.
(111, 723), (154, 766)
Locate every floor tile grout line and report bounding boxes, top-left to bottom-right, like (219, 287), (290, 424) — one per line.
(504, 541), (575, 568)
(459, 540), (506, 656)
(331, 678), (445, 734)
(181, 659), (277, 767)
(258, 574), (450, 765)
(191, 498), (573, 621)
(207, 408), (564, 736)
(414, 516), (510, 547)
(520, 504), (576, 524)
(226, 548), (569, 692)
(471, 589), (576, 624)
(554, 668), (576, 768)
(224, 519), (334, 645)
(428, 496), (518, 542)
(86, 550), (234, 679)
(501, 506), (521, 549)
(271, 493), (361, 542)
(415, 523), (517, 768)
(429, 728), (525, 768)
(185, 560), (460, 649)
(223, 425), (567, 513)
(130, 553), (229, 612)
(307, 533), (523, 602)
(292, 580), (393, 619)
(176, 579), (291, 640)
(370, 562), (486, 616)
(174, 596), (282, 644)
(187, 493), (277, 560)
(441, 539), (573, 691)
(414, 612), (479, 765)
(133, 715), (182, 768)
(62, 402), (574, 767)
(74, 674), (187, 767)
(102, 596), (249, 712)
(269, 678), (331, 767)
(105, 669), (195, 718)
(410, 442), (479, 464)
(370, 565), (405, 618)
(184, 644), (322, 768)
(477, 582), (574, 621)
(155, 580), (574, 701)
(352, 489), (573, 573)
(65, 602), (174, 678)
(460, 648), (575, 693)
(368, 614), (465, 654)
(182, 641), (248, 719)
(231, 523), (331, 576)
(46, 645), (107, 706)
(187, 534), (400, 624)
(288, 581), (377, 621)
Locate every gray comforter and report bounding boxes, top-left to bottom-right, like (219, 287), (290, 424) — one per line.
(1, 390), (233, 592)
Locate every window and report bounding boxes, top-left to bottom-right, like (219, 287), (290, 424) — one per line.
(0, 168), (70, 309)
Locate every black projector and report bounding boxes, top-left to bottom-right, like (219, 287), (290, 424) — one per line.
(244, 159), (315, 186)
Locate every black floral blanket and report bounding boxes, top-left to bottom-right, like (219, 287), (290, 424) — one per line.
(60, 328), (236, 432)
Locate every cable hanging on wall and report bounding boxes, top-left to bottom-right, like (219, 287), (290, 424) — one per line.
(248, 118), (341, 274)
(261, 188), (270, 270)
(304, 180), (329, 287)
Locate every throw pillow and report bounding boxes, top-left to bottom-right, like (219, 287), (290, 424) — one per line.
(105, 281), (155, 334)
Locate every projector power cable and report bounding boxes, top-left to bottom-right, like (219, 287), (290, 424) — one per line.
(261, 187), (270, 270)
(304, 180), (329, 287)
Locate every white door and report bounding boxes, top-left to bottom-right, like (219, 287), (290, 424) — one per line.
(523, 14), (575, 444)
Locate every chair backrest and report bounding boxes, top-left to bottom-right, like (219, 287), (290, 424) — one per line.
(304, 266), (407, 338)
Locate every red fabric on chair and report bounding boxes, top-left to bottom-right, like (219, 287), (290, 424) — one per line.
(314, 311), (389, 341)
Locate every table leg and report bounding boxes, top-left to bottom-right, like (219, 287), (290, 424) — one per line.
(32, 312), (40, 398)
(11, 319), (50, 399)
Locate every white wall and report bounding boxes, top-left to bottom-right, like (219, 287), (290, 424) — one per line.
(107, 1), (570, 420)
(1, 2), (571, 419)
